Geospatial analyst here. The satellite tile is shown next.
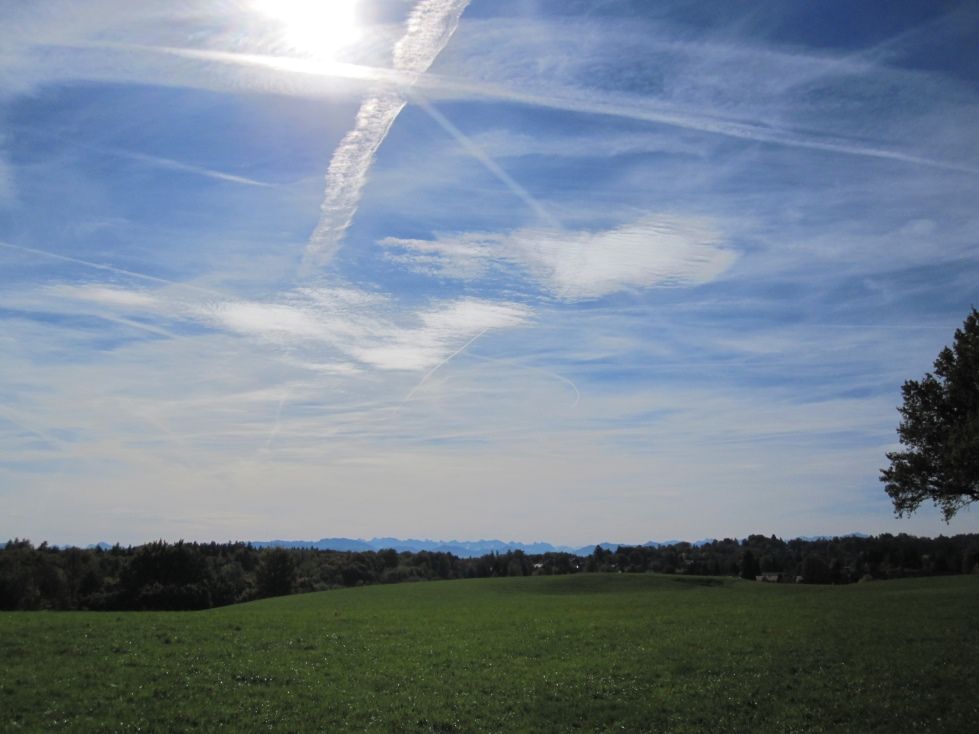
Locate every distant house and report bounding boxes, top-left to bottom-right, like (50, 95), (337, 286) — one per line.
(755, 571), (787, 583)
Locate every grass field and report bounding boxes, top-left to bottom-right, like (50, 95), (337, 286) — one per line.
(1, 573), (977, 733)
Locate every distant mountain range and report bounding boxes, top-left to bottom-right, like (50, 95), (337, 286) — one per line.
(248, 536), (723, 558)
(83, 533), (870, 556)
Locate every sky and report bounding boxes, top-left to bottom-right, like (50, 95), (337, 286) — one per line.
(1, 0), (978, 546)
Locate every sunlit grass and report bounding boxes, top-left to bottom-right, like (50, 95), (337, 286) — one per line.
(2, 574), (977, 732)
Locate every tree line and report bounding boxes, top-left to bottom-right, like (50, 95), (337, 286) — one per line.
(1, 533), (978, 611)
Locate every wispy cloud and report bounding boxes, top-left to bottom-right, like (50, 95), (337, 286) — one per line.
(200, 292), (531, 372)
(10, 279), (532, 374)
(402, 73), (978, 175)
(428, 14), (979, 174)
(382, 215), (736, 300)
(0, 241), (222, 297)
(7, 6), (972, 178)
(99, 40), (977, 176)
(302, 0), (471, 271)
(46, 284), (161, 310)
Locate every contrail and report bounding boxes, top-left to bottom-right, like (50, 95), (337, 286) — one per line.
(302, 90), (407, 271)
(82, 312), (177, 339)
(117, 149), (272, 188)
(404, 327), (487, 402)
(0, 241), (180, 286)
(301, 0), (471, 272)
(8, 121), (273, 187)
(449, 83), (979, 176)
(399, 95), (573, 380)
(0, 241), (224, 298)
(131, 43), (977, 177)
(410, 94), (560, 227)
(467, 350), (581, 408)
(263, 394), (288, 451)
(402, 336), (582, 409)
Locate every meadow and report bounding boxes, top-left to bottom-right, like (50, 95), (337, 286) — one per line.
(1, 573), (976, 733)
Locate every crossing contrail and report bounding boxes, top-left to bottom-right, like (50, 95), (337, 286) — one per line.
(126, 43), (977, 178)
(410, 94), (560, 227)
(301, 0), (471, 273)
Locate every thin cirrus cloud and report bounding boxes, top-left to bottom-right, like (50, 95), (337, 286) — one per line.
(22, 281), (532, 375)
(84, 12), (975, 178)
(435, 14), (979, 174)
(381, 215), (737, 300)
(200, 294), (530, 372)
(97, 41), (978, 177)
(5, 5), (972, 180)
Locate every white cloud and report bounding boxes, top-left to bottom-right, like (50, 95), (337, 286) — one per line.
(512, 217), (736, 299)
(352, 299), (531, 370)
(201, 292), (531, 372)
(382, 214), (736, 300)
(380, 233), (496, 279)
(199, 300), (326, 341)
(16, 281), (533, 374)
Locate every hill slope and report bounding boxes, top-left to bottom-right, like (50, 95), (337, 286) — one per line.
(2, 574), (977, 732)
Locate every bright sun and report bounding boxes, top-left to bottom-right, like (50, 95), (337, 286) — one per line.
(253, 0), (362, 58)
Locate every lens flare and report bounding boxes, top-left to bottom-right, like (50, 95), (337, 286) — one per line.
(252, 0), (362, 58)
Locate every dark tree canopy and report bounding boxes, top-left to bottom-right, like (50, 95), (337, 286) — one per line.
(881, 308), (979, 521)
(255, 547), (297, 598)
(739, 549), (759, 580)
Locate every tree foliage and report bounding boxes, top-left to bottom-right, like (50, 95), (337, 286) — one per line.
(881, 308), (979, 521)
(739, 549), (760, 580)
(4, 533), (979, 611)
(256, 547), (297, 598)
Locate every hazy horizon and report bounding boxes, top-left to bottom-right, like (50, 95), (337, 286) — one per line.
(15, 530), (892, 553)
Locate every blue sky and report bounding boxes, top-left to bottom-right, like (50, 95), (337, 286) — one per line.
(1, 0), (977, 546)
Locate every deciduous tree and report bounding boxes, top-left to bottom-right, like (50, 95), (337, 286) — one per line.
(881, 308), (979, 521)
(256, 548), (296, 598)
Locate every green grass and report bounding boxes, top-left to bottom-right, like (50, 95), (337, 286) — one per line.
(2, 574), (977, 732)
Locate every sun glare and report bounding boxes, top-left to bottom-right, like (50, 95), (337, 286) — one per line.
(253, 0), (362, 58)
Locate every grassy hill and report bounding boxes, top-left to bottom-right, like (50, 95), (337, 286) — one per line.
(2, 573), (977, 732)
